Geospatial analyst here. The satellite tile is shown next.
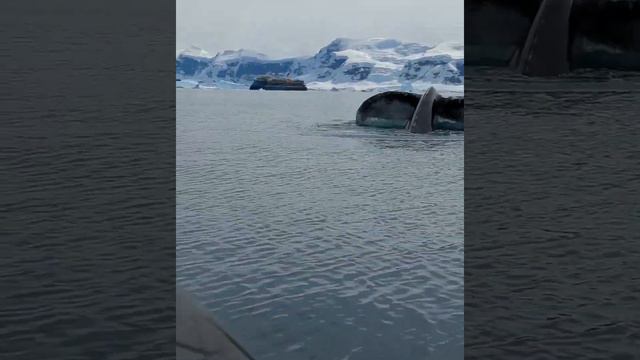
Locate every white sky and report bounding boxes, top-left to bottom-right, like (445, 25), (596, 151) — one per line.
(177, 0), (463, 58)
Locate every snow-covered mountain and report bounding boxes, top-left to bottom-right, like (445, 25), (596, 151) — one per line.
(176, 38), (464, 91)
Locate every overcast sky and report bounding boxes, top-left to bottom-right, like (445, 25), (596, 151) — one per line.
(177, 0), (463, 58)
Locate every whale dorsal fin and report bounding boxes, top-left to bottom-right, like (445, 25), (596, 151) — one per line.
(516, 0), (574, 76)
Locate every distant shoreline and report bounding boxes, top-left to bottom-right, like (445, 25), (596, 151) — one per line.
(176, 79), (464, 95)
(176, 38), (464, 94)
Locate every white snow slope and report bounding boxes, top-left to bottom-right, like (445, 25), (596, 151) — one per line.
(176, 38), (463, 92)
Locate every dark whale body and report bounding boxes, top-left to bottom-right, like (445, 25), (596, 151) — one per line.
(432, 95), (465, 131)
(570, 0), (640, 71)
(356, 88), (464, 133)
(355, 91), (421, 129)
(466, 0), (640, 75)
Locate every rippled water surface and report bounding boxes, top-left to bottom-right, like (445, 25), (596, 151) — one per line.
(465, 68), (640, 359)
(177, 90), (464, 360)
(2, 2), (175, 359)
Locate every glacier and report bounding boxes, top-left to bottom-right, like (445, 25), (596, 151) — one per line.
(176, 38), (464, 92)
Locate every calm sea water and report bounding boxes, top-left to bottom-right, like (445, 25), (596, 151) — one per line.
(177, 89), (464, 360)
(464, 68), (640, 359)
(2, 2), (175, 359)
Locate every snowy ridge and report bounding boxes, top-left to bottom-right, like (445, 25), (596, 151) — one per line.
(177, 45), (211, 59)
(176, 38), (463, 91)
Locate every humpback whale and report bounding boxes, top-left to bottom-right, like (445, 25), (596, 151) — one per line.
(355, 91), (421, 129)
(466, 0), (640, 75)
(356, 88), (464, 133)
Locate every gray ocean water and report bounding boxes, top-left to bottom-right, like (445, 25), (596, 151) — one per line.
(464, 68), (640, 359)
(1, 2), (175, 359)
(177, 90), (464, 360)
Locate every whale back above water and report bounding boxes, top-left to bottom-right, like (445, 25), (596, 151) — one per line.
(355, 91), (421, 129)
(433, 96), (464, 131)
(356, 88), (464, 133)
(466, 0), (640, 75)
(570, 0), (640, 70)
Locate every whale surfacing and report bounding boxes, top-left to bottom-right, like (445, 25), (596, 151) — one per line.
(467, 0), (640, 75)
(356, 91), (421, 129)
(356, 88), (464, 133)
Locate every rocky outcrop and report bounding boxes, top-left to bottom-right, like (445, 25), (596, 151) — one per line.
(356, 88), (464, 133)
(249, 76), (307, 91)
